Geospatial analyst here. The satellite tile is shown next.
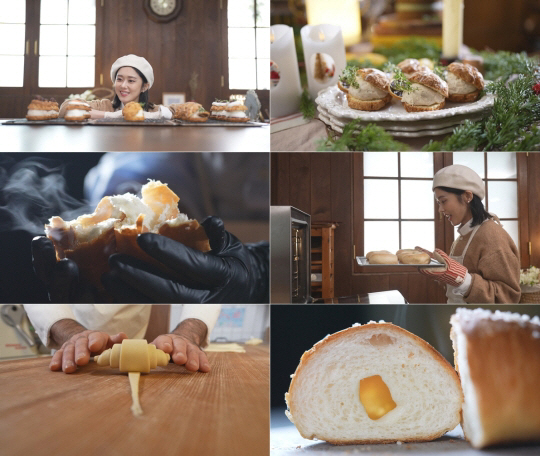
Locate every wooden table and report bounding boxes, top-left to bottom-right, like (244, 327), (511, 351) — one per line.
(0, 345), (269, 456)
(0, 122), (270, 152)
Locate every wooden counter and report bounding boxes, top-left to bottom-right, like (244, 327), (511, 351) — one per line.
(0, 122), (270, 152)
(0, 345), (269, 456)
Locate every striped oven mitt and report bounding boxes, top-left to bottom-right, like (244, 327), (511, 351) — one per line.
(417, 248), (468, 287)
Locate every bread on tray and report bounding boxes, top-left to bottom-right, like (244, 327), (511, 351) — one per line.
(286, 322), (463, 444)
(450, 307), (540, 448)
(365, 248), (430, 264)
(172, 102), (210, 122)
(45, 180), (210, 292)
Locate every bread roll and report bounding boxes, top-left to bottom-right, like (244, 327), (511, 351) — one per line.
(397, 249), (431, 265)
(286, 322), (463, 444)
(368, 253), (399, 264)
(366, 250), (391, 261)
(45, 180), (210, 294)
(450, 308), (540, 448)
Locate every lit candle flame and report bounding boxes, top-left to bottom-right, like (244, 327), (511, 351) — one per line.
(270, 31), (275, 44)
(319, 30), (325, 41)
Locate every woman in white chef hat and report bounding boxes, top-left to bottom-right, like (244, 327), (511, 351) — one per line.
(417, 164), (521, 303)
(59, 54), (173, 120)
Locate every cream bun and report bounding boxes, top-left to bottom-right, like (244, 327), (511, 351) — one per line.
(446, 62), (485, 102)
(401, 71), (448, 112)
(340, 68), (392, 111)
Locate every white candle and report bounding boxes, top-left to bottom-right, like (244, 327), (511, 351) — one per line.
(442, 0), (464, 58)
(305, 0), (361, 47)
(270, 24), (303, 119)
(301, 24), (346, 101)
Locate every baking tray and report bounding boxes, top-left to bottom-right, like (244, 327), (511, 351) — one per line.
(356, 256), (444, 268)
(174, 118), (266, 127)
(2, 118), (90, 125)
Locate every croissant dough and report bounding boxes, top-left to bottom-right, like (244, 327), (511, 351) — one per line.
(95, 339), (170, 416)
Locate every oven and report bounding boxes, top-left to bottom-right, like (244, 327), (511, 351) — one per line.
(271, 206), (311, 303)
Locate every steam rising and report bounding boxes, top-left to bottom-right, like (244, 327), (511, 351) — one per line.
(0, 157), (91, 235)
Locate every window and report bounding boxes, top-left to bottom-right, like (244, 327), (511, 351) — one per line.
(39, 0), (96, 87)
(227, 0), (269, 90)
(362, 152), (436, 254)
(453, 152), (519, 248)
(0, 0), (26, 87)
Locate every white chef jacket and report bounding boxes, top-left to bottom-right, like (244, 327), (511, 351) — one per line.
(24, 304), (221, 349)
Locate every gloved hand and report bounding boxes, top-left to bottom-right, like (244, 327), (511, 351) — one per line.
(417, 247), (468, 287)
(31, 236), (95, 302)
(102, 216), (269, 303)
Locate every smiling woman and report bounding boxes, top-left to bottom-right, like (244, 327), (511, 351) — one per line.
(58, 54), (174, 120)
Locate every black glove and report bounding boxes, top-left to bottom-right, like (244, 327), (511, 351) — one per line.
(31, 236), (95, 302)
(102, 216), (269, 303)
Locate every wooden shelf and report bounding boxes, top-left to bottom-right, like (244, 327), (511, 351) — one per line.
(311, 223), (337, 300)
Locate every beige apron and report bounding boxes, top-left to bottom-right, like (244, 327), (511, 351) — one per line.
(445, 223), (482, 304)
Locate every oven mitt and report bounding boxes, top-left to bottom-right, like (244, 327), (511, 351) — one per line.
(102, 216), (269, 303)
(416, 248), (468, 288)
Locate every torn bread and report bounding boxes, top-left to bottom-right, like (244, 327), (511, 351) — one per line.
(450, 308), (540, 448)
(45, 180), (210, 291)
(286, 322), (463, 444)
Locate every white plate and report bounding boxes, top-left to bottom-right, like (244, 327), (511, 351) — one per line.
(317, 105), (485, 132)
(316, 85), (495, 122)
(319, 112), (458, 138)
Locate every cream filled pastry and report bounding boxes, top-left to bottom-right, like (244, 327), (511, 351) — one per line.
(446, 62), (485, 102)
(339, 68), (392, 111)
(173, 102), (209, 122)
(26, 97), (59, 121)
(122, 101), (145, 121)
(401, 71), (448, 112)
(64, 100), (91, 122)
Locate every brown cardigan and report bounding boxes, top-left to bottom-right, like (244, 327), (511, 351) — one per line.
(58, 98), (173, 117)
(453, 219), (521, 303)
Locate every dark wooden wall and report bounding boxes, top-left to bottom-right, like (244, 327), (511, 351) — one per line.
(463, 0), (531, 52)
(271, 152), (540, 304)
(0, 0), (269, 119)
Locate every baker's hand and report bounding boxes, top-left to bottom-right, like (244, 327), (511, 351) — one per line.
(50, 329), (127, 374)
(418, 248), (468, 287)
(151, 334), (210, 372)
(32, 236), (96, 303)
(102, 216), (269, 303)
(414, 246), (434, 259)
(89, 109), (105, 119)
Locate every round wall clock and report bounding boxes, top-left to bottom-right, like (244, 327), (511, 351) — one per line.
(143, 0), (183, 23)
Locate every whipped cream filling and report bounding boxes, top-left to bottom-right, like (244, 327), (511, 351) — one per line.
(348, 77), (388, 101)
(447, 72), (477, 95)
(27, 110), (59, 116)
(65, 109), (89, 117)
(402, 83), (445, 106)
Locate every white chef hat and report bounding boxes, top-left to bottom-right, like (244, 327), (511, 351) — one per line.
(110, 55), (154, 88)
(432, 164), (485, 199)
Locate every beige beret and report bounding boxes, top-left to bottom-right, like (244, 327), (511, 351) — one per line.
(110, 54), (154, 88)
(432, 164), (485, 199)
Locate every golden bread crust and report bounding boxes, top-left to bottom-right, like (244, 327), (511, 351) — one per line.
(122, 102), (144, 121)
(447, 91), (481, 102)
(357, 68), (389, 92)
(347, 92), (392, 111)
(447, 62), (485, 91)
(27, 100), (59, 111)
(408, 71), (449, 98)
(337, 80), (349, 93)
(402, 100), (445, 112)
(397, 58), (423, 75)
(173, 102), (209, 122)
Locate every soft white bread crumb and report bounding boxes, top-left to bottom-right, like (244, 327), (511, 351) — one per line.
(450, 307), (540, 448)
(286, 322), (463, 444)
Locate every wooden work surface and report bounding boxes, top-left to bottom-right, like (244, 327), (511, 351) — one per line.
(0, 122), (270, 152)
(0, 345), (269, 456)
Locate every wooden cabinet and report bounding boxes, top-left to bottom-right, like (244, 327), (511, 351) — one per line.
(311, 223), (337, 300)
